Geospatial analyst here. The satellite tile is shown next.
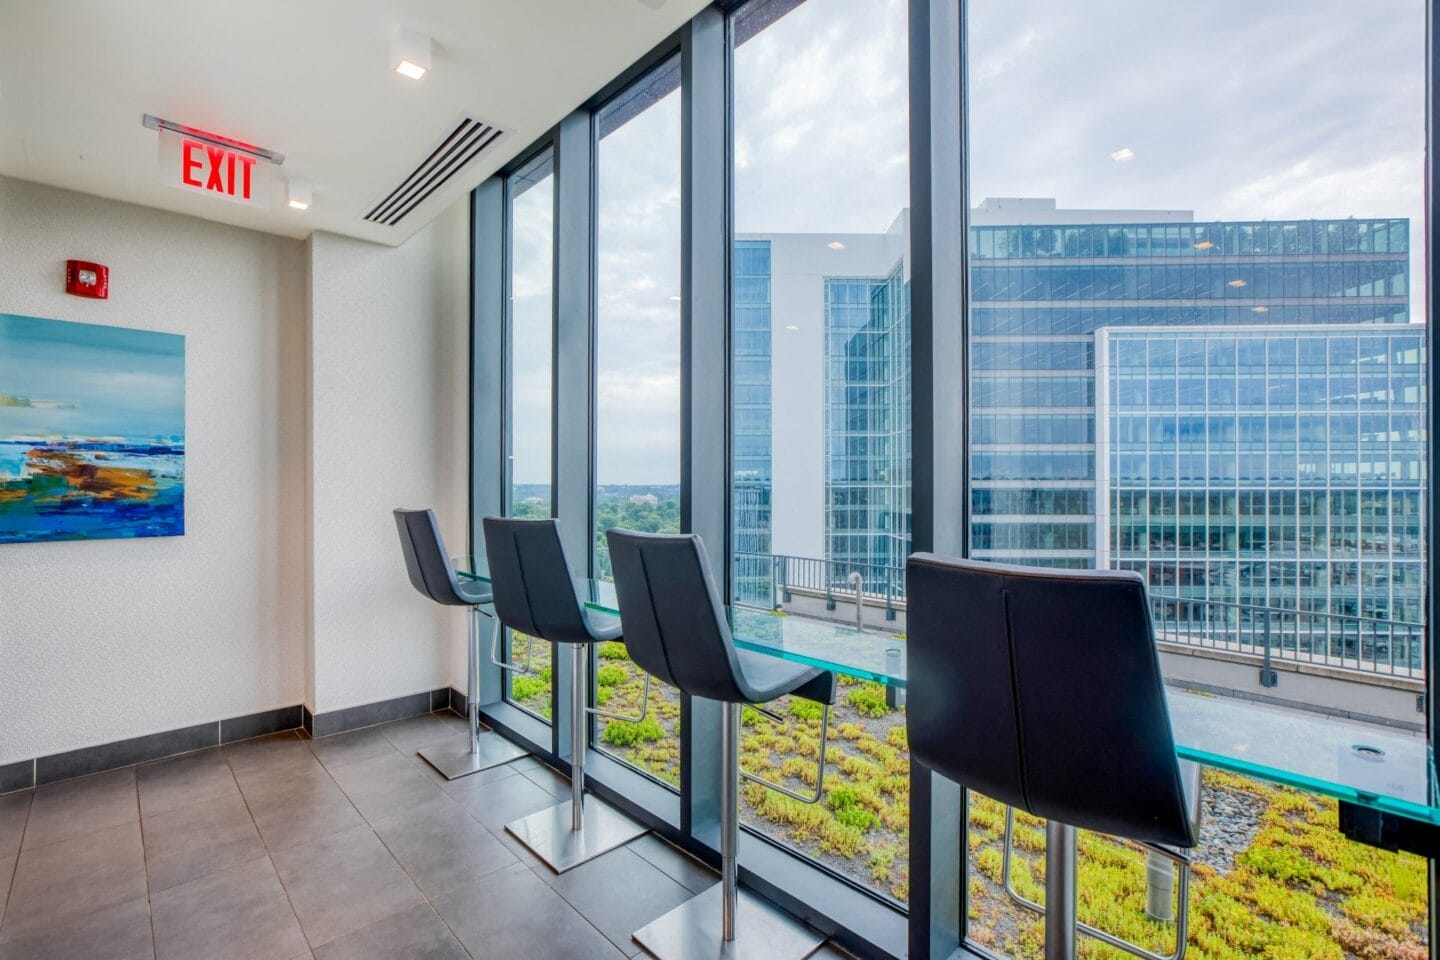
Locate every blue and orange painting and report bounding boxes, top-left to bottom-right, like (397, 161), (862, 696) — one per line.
(0, 313), (185, 544)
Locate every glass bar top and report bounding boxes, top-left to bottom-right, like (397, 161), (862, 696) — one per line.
(454, 557), (1437, 823)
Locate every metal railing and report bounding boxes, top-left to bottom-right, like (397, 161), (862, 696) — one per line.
(733, 551), (1425, 681)
(1148, 594), (1424, 680)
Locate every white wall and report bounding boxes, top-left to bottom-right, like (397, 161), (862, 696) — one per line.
(0, 176), (309, 762)
(308, 203), (471, 714)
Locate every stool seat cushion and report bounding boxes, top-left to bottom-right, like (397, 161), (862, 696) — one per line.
(734, 651), (836, 706)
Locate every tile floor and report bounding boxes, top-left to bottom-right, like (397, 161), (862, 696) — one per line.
(0, 712), (856, 960)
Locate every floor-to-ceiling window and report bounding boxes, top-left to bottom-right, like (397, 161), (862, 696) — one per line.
(504, 149), (556, 721)
(729, 0), (913, 905)
(962, 2), (1429, 956)
(591, 58), (685, 787)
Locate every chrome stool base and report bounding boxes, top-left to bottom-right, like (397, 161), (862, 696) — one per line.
(506, 798), (646, 873)
(632, 884), (824, 960)
(418, 734), (528, 781)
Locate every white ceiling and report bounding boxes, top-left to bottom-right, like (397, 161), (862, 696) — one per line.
(0, 0), (705, 246)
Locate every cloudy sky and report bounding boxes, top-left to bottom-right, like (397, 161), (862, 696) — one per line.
(513, 0), (1426, 486)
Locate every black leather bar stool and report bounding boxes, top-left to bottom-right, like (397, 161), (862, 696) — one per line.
(906, 554), (1202, 960)
(607, 529), (833, 960)
(482, 517), (649, 873)
(393, 509), (528, 779)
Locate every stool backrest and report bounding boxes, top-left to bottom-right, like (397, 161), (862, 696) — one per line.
(906, 553), (1196, 847)
(482, 517), (591, 644)
(606, 529), (752, 704)
(394, 508), (470, 606)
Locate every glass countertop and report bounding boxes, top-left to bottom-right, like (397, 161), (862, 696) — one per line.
(455, 556), (1437, 824)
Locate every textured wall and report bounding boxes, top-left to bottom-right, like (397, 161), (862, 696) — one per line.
(0, 176), (309, 762)
(308, 203), (471, 714)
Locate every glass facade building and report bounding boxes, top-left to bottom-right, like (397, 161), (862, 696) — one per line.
(1097, 325), (1426, 627)
(733, 239), (775, 602)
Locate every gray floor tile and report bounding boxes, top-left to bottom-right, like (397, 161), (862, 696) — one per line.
(223, 731), (313, 780)
(312, 902), (467, 960)
(242, 768), (365, 852)
(454, 768), (559, 831)
(326, 751), (445, 822)
(629, 833), (718, 895)
(549, 846), (694, 957)
(143, 791), (267, 892)
(434, 862), (624, 960)
(371, 794), (516, 898)
(309, 727), (401, 770)
(1, 820), (146, 942)
(151, 855), (307, 960)
(0, 895), (152, 960)
(21, 768), (137, 851)
(271, 823), (425, 947)
(137, 747), (238, 817)
(379, 714), (469, 753)
(521, 763), (572, 799)
(0, 855), (13, 928)
(0, 793), (30, 860)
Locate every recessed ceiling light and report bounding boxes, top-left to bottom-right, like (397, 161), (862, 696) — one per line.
(1228, 279), (1247, 287)
(1194, 240), (1214, 250)
(785, 324), (800, 331)
(827, 241), (845, 250)
(393, 28), (431, 80)
(286, 178), (312, 211)
(1110, 147), (1135, 163)
(1252, 305), (1269, 313)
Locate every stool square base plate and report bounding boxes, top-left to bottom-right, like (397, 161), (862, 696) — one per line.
(505, 798), (646, 873)
(418, 734), (528, 781)
(632, 884), (825, 960)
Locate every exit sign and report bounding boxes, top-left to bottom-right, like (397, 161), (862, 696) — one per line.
(157, 128), (274, 207)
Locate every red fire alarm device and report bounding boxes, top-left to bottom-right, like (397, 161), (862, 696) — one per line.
(66, 260), (109, 299)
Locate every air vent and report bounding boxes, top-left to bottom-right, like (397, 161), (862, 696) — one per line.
(363, 117), (504, 226)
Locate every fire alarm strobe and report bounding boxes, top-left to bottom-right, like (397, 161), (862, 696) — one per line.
(66, 260), (109, 299)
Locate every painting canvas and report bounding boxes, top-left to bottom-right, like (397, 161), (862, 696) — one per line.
(0, 313), (185, 543)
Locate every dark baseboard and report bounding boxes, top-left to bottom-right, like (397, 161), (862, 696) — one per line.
(1, 687), (473, 795)
(308, 688), (455, 739)
(2, 704), (306, 794)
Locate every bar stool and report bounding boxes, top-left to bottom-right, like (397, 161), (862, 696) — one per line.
(906, 554), (1202, 960)
(482, 516), (649, 873)
(607, 529), (833, 960)
(393, 508), (528, 779)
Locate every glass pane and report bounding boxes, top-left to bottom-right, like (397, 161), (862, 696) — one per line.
(592, 60), (684, 787)
(505, 150), (555, 719)
(730, 0), (911, 905)
(964, 0), (1427, 955)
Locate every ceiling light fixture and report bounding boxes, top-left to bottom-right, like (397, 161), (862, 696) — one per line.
(286, 178), (312, 210)
(1228, 279), (1247, 287)
(827, 241), (845, 250)
(1110, 147), (1135, 163)
(393, 28), (432, 80)
(785, 324), (801, 331)
(1194, 240), (1214, 250)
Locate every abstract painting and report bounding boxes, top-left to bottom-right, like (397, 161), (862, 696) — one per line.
(0, 313), (185, 543)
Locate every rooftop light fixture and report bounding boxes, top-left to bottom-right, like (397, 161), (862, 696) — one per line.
(286, 178), (312, 211)
(827, 241), (845, 250)
(1228, 278), (1247, 287)
(1194, 240), (1214, 250)
(393, 28), (432, 80)
(1252, 305), (1269, 313)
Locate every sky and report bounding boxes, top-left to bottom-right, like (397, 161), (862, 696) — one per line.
(0, 313), (185, 441)
(510, 0), (1427, 486)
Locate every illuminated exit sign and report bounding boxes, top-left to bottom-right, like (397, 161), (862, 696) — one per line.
(146, 114), (282, 208)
